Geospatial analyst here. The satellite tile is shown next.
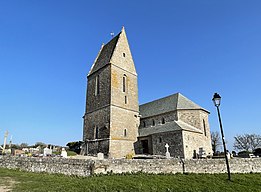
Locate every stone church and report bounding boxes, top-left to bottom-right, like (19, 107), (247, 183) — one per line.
(82, 27), (212, 159)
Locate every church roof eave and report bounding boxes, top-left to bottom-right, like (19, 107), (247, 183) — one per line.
(138, 120), (202, 137)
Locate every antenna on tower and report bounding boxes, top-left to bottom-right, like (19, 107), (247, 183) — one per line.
(110, 32), (114, 38)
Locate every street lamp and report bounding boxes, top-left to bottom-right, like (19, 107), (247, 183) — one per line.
(212, 93), (231, 181)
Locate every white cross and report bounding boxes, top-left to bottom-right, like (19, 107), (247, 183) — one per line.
(165, 143), (169, 153)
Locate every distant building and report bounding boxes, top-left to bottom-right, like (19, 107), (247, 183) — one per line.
(81, 27), (212, 159)
(14, 149), (25, 156)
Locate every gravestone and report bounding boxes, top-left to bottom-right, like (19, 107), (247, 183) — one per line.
(199, 147), (206, 158)
(97, 152), (104, 160)
(165, 143), (171, 159)
(43, 147), (52, 156)
(61, 148), (67, 158)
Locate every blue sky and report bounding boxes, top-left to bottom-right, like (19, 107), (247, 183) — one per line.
(0, 0), (260, 150)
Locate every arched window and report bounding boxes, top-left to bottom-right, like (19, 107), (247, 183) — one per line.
(203, 119), (207, 136)
(95, 75), (100, 95)
(123, 75), (126, 92)
(152, 119), (155, 126)
(124, 129), (127, 137)
(94, 126), (99, 139)
(123, 53), (126, 57)
(162, 118), (165, 124)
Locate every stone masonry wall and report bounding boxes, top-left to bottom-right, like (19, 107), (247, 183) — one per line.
(139, 111), (177, 129)
(86, 65), (111, 114)
(84, 107), (110, 140)
(0, 157), (260, 176)
(178, 110), (202, 129)
(0, 156), (94, 176)
(151, 132), (184, 157)
(85, 139), (110, 156)
(183, 131), (212, 159)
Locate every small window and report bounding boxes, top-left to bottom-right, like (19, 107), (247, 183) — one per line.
(123, 53), (126, 57)
(159, 137), (162, 143)
(203, 119), (207, 136)
(123, 75), (126, 92)
(94, 127), (99, 139)
(143, 121), (146, 127)
(162, 118), (165, 124)
(124, 129), (127, 137)
(152, 119), (155, 126)
(125, 96), (127, 104)
(95, 75), (100, 95)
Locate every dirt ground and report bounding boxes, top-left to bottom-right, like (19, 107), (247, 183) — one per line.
(0, 177), (16, 192)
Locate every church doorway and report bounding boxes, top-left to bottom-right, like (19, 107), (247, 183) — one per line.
(141, 140), (149, 154)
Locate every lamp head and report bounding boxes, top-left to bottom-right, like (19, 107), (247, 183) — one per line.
(212, 93), (221, 107)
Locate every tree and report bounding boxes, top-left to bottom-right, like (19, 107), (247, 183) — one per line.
(253, 148), (261, 156)
(20, 143), (28, 148)
(211, 131), (222, 154)
(34, 142), (46, 148)
(10, 144), (19, 149)
(66, 141), (83, 154)
(234, 134), (261, 152)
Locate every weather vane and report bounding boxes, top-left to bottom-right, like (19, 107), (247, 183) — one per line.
(110, 32), (114, 38)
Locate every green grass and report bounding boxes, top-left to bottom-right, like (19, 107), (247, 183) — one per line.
(66, 150), (77, 156)
(0, 168), (260, 192)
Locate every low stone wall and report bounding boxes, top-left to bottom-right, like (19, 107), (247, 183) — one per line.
(0, 156), (94, 176)
(0, 156), (260, 177)
(94, 158), (261, 174)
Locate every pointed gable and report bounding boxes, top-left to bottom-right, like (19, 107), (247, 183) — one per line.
(139, 93), (208, 118)
(88, 27), (136, 76)
(110, 27), (137, 75)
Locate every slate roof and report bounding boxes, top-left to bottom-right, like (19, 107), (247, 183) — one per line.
(139, 93), (209, 118)
(88, 32), (121, 76)
(138, 120), (202, 137)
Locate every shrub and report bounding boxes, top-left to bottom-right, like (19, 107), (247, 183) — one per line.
(253, 148), (261, 156)
(67, 150), (77, 156)
(238, 151), (251, 158)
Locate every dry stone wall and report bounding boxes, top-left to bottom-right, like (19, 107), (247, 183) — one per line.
(0, 156), (260, 177)
(0, 156), (94, 176)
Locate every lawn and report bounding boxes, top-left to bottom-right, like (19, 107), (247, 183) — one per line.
(0, 168), (260, 192)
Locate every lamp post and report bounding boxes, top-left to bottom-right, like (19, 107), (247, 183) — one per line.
(212, 93), (231, 181)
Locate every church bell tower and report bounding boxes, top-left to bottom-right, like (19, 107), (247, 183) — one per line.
(82, 27), (139, 158)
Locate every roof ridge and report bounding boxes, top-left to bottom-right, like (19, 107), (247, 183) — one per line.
(176, 93), (201, 108)
(176, 93), (209, 112)
(108, 31), (122, 64)
(140, 92), (180, 106)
